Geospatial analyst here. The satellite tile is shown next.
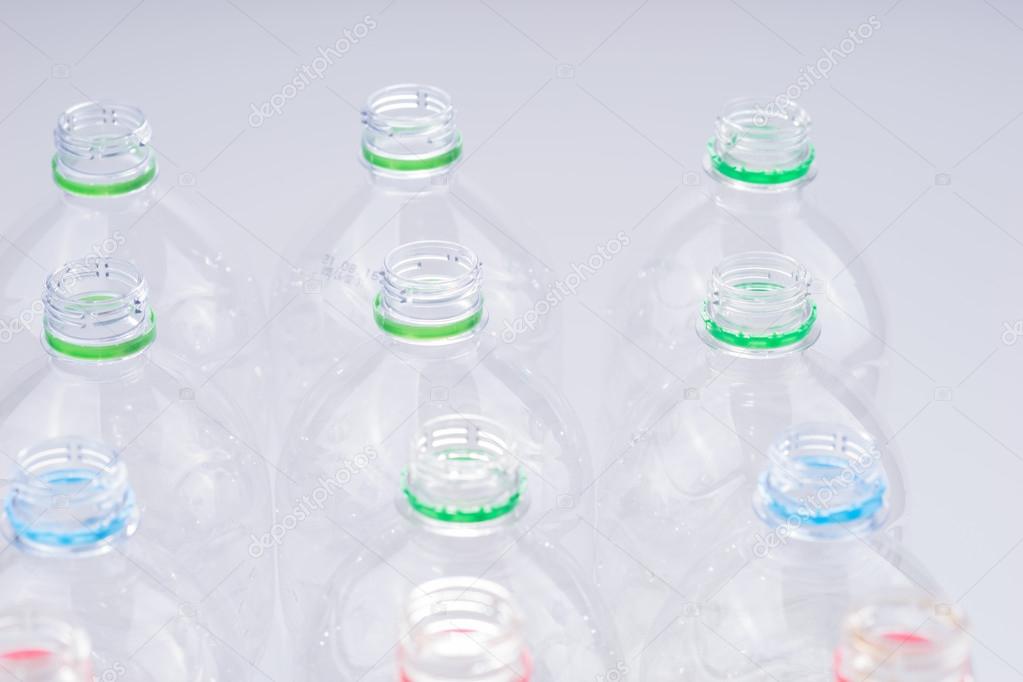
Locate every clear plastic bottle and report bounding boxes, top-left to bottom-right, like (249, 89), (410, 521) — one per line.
(290, 414), (618, 681)
(612, 97), (886, 396)
(638, 423), (933, 681)
(597, 251), (904, 661)
(835, 593), (973, 682)
(271, 84), (556, 429)
(0, 258), (273, 669)
(0, 607), (93, 681)
(278, 239), (587, 538)
(0, 102), (267, 420)
(0, 437), (250, 680)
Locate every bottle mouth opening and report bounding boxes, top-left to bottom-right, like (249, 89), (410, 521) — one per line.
(43, 258), (156, 361)
(400, 577), (531, 682)
(837, 594), (971, 681)
(0, 609), (92, 681)
(707, 97), (814, 187)
(362, 84), (462, 173)
(402, 415), (525, 526)
(4, 438), (139, 555)
(53, 102), (156, 196)
(376, 241), (485, 342)
(756, 424), (887, 538)
(700, 251), (817, 353)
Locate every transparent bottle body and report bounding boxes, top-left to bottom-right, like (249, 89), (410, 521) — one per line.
(297, 513), (619, 681)
(0, 352), (274, 666)
(0, 185), (269, 427)
(269, 173), (558, 439)
(611, 180), (887, 398)
(596, 336), (905, 661)
(639, 522), (938, 681)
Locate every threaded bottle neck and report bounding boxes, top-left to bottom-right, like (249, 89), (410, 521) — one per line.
(700, 251), (818, 354)
(52, 102), (157, 197)
(836, 594), (972, 681)
(0, 609), (93, 681)
(402, 415), (525, 530)
(755, 423), (888, 539)
(706, 97), (815, 188)
(4, 438), (139, 556)
(399, 577), (531, 682)
(361, 84), (462, 176)
(42, 258), (156, 361)
(375, 241), (485, 343)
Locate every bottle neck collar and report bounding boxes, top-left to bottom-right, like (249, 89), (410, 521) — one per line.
(399, 577), (531, 682)
(0, 609), (93, 681)
(52, 102), (157, 197)
(705, 97), (815, 190)
(375, 241), (487, 345)
(4, 438), (139, 556)
(401, 415), (526, 536)
(361, 84), (462, 179)
(835, 595), (972, 681)
(755, 423), (888, 540)
(43, 258), (157, 362)
(699, 251), (818, 356)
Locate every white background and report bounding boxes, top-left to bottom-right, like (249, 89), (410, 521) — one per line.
(1, 0), (1022, 678)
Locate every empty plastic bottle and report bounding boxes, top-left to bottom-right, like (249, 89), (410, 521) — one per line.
(0, 101), (267, 421)
(638, 423), (933, 681)
(0, 258), (273, 669)
(596, 251), (904, 661)
(835, 593), (973, 681)
(289, 414), (618, 681)
(278, 240), (587, 545)
(611, 97), (886, 397)
(271, 84), (556, 430)
(0, 607), (93, 682)
(0, 437), (251, 680)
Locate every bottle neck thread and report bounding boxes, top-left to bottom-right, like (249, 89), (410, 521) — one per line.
(0, 609), (93, 682)
(835, 594), (972, 682)
(706, 97), (815, 189)
(402, 415), (525, 530)
(399, 577), (531, 682)
(52, 102), (157, 197)
(755, 423), (888, 539)
(3, 438), (139, 556)
(42, 258), (156, 361)
(362, 84), (462, 177)
(375, 241), (485, 343)
(700, 251), (818, 354)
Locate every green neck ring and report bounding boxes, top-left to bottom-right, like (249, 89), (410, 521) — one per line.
(374, 293), (483, 340)
(52, 155), (157, 197)
(401, 471), (523, 524)
(362, 135), (463, 172)
(703, 302), (817, 349)
(706, 139), (814, 185)
(45, 310), (157, 360)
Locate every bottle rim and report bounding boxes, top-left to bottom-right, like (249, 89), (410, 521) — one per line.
(699, 251), (818, 354)
(361, 84), (463, 173)
(4, 437), (140, 555)
(42, 258), (157, 361)
(706, 96), (815, 188)
(52, 101), (157, 197)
